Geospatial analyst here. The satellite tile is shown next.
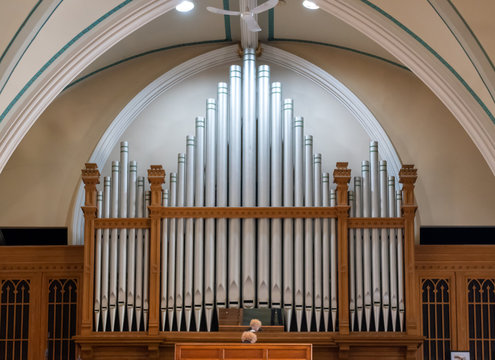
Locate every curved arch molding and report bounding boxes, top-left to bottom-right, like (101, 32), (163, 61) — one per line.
(70, 44), (402, 244)
(315, 0), (495, 174)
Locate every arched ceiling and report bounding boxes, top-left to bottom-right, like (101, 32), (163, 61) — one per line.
(0, 0), (494, 174)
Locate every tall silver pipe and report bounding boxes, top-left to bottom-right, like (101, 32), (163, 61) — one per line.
(396, 190), (404, 331)
(283, 99), (294, 330)
(135, 177), (144, 331)
(242, 48), (256, 309)
(293, 116), (304, 331)
(349, 190), (356, 331)
(184, 136), (196, 331)
(354, 177), (364, 331)
(304, 135), (314, 331)
(216, 83), (228, 320)
(175, 153), (186, 330)
(228, 65), (242, 309)
(101, 177), (111, 331)
(109, 161), (119, 331)
(271, 82), (282, 309)
(380, 160), (390, 331)
(143, 191), (151, 330)
(313, 154), (322, 331)
(388, 176), (398, 331)
(370, 141), (381, 330)
(205, 98), (216, 330)
(127, 161), (137, 331)
(194, 117), (205, 331)
(257, 65), (270, 308)
(118, 142), (128, 330)
(95, 191), (103, 331)
(330, 189), (337, 331)
(361, 161), (371, 331)
(161, 188), (169, 331)
(167, 174), (177, 330)
(322, 173), (330, 331)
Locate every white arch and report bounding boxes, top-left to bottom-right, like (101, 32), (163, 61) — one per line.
(70, 44), (402, 244)
(316, 0), (495, 174)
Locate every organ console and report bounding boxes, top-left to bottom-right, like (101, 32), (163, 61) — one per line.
(76, 47), (424, 359)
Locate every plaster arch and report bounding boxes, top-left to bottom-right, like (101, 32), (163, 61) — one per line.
(70, 44), (403, 244)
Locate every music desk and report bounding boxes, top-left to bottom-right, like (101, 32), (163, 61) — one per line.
(175, 343), (312, 360)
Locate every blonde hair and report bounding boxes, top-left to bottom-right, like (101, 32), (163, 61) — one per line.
(241, 331), (257, 343)
(250, 319), (262, 328)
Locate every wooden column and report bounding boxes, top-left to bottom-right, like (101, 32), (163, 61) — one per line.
(333, 162), (351, 335)
(80, 163), (100, 335)
(399, 165), (419, 336)
(147, 165), (165, 335)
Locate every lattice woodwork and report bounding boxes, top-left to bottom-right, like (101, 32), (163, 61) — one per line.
(421, 279), (451, 360)
(467, 278), (495, 360)
(47, 279), (78, 360)
(0, 279), (30, 360)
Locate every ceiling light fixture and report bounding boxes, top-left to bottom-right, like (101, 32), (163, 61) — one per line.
(176, 1), (194, 12)
(302, 1), (319, 10)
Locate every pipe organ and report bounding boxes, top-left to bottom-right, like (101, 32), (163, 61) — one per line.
(78, 47), (423, 359)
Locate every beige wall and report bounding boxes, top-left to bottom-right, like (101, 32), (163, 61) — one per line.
(0, 42), (494, 232)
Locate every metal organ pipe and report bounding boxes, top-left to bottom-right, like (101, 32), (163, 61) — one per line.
(313, 154), (323, 331)
(194, 117), (205, 331)
(184, 136), (196, 331)
(167, 174), (177, 330)
(161, 188), (169, 331)
(109, 161), (119, 331)
(354, 177), (364, 331)
(388, 177), (398, 331)
(257, 65), (270, 308)
(242, 48), (256, 309)
(396, 190), (404, 331)
(330, 189), (337, 331)
(127, 161), (137, 331)
(322, 173), (330, 331)
(118, 142), (129, 330)
(293, 116), (304, 331)
(271, 82), (282, 310)
(361, 161), (372, 331)
(216, 83), (228, 318)
(228, 65), (242, 309)
(95, 191), (103, 331)
(304, 135), (314, 331)
(282, 99), (294, 331)
(101, 177), (111, 331)
(175, 154), (186, 329)
(370, 141), (381, 330)
(205, 99), (216, 330)
(380, 161), (390, 331)
(135, 177), (144, 330)
(143, 191), (151, 330)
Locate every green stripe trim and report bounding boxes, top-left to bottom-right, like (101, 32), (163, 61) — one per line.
(65, 39), (232, 89)
(427, 0), (495, 103)
(0, 0), (132, 122)
(0, 0), (43, 64)
(268, 8), (275, 41)
(268, 38), (409, 71)
(0, 0), (63, 94)
(360, 0), (495, 124)
(223, 0), (232, 41)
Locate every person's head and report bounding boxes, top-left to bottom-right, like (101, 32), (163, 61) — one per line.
(241, 331), (257, 343)
(249, 319), (262, 331)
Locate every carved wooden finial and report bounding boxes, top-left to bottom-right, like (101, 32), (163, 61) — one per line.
(147, 165), (165, 207)
(81, 163), (100, 207)
(333, 162), (352, 206)
(399, 164), (418, 206)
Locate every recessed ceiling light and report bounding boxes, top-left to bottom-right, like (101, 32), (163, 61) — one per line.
(176, 1), (194, 12)
(302, 1), (319, 10)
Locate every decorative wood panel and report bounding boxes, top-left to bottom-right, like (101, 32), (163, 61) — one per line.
(0, 279), (30, 360)
(467, 278), (495, 360)
(421, 279), (451, 360)
(47, 279), (79, 360)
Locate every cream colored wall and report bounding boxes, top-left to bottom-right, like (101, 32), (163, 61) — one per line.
(0, 42), (493, 229)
